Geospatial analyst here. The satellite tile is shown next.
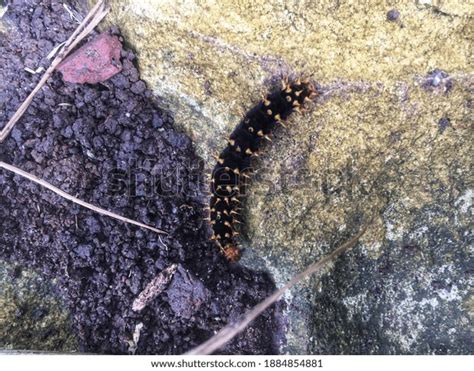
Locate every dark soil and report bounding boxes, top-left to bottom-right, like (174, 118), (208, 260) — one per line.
(0, 0), (280, 354)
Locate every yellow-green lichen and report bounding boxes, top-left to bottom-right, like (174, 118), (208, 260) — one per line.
(0, 264), (78, 352)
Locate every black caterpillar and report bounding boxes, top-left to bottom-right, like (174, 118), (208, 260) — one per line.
(207, 78), (317, 262)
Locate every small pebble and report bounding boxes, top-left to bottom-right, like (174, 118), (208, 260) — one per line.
(387, 9), (400, 22)
(438, 117), (450, 133)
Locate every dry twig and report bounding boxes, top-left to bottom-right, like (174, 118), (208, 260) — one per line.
(127, 322), (144, 355)
(0, 0), (109, 142)
(132, 264), (178, 312)
(186, 225), (368, 355)
(0, 161), (167, 235)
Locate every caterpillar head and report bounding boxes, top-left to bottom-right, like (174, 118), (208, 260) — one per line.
(223, 244), (241, 263)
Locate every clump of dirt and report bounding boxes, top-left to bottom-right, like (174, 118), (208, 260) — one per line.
(0, 0), (280, 354)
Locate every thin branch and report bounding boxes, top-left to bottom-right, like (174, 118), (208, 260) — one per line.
(0, 0), (109, 143)
(186, 225), (368, 355)
(0, 161), (167, 235)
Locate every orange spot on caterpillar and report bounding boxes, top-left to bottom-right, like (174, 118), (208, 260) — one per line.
(223, 245), (241, 263)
